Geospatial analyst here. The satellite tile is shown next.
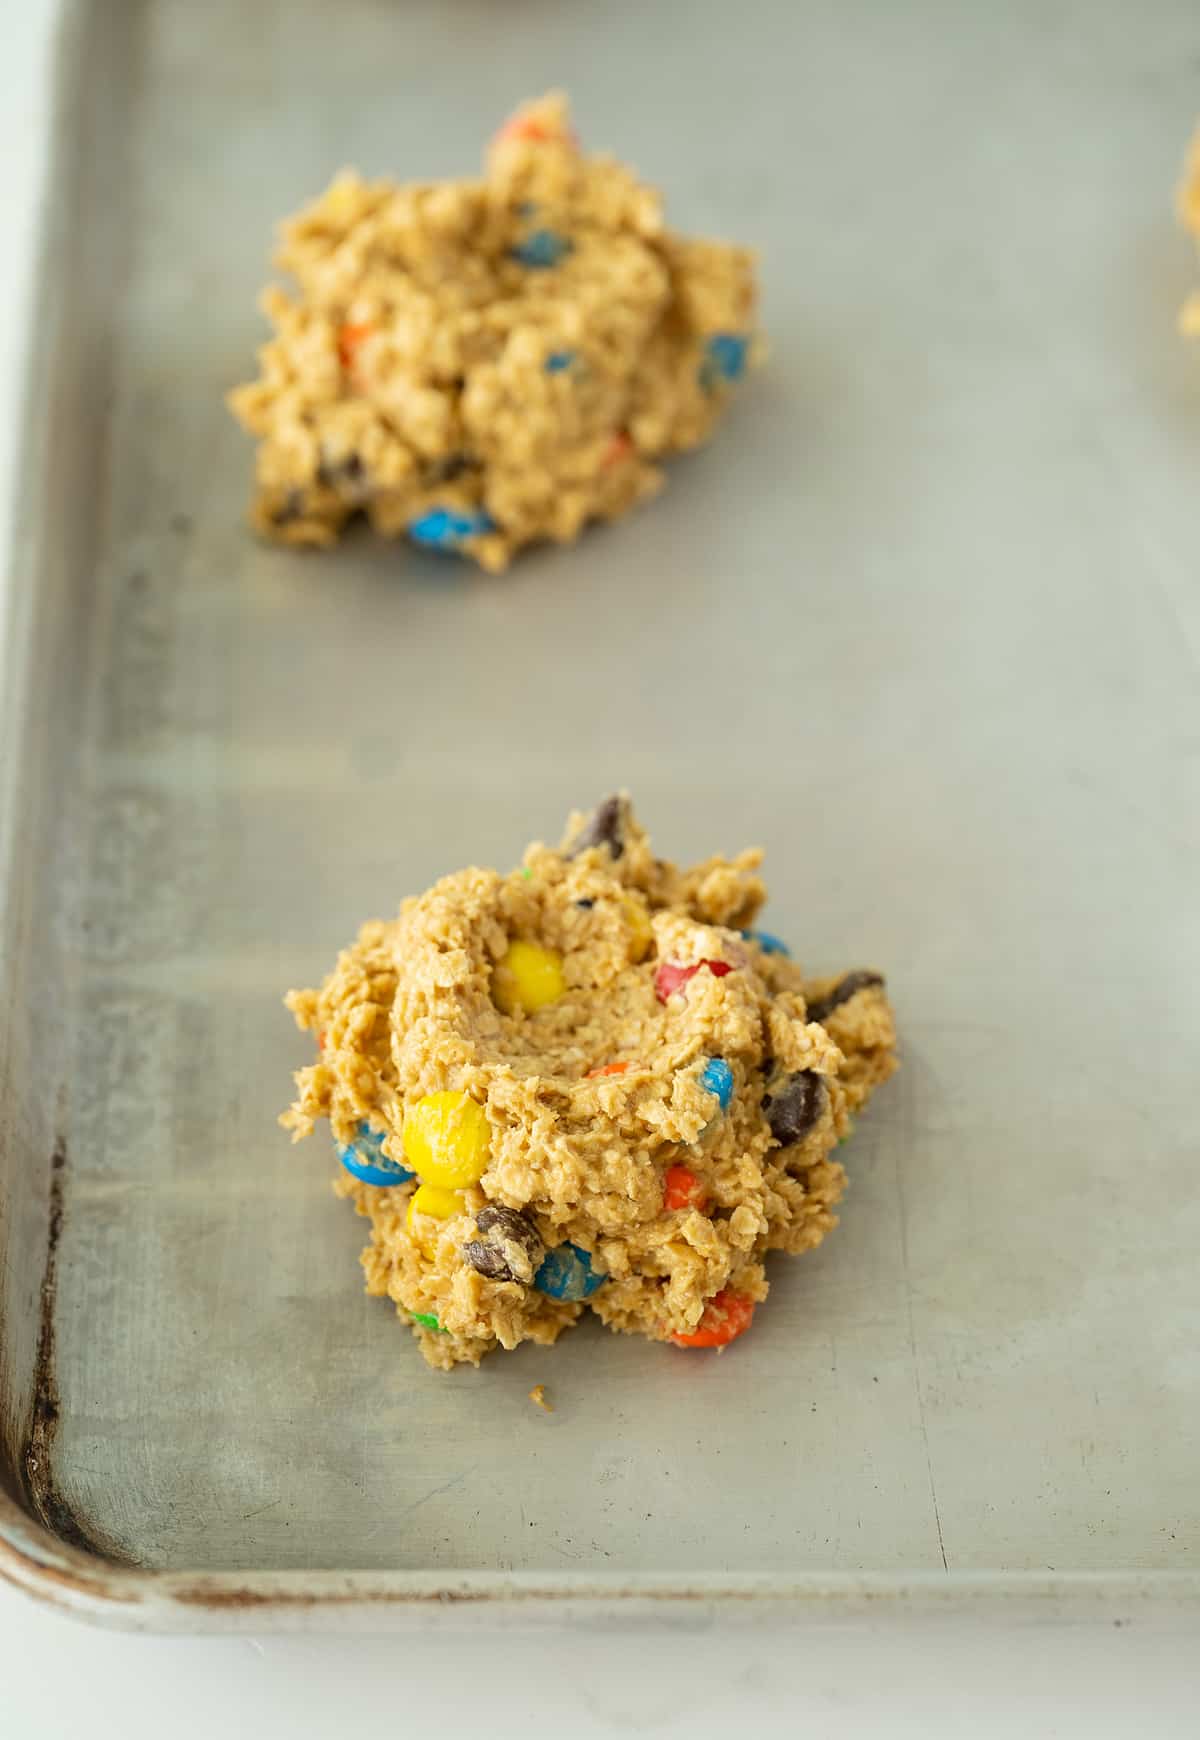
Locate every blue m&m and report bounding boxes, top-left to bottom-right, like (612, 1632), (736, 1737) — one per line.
(511, 229), (573, 268)
(408, 507), (496, 551)
(337, 1122), (414, 1188)
(742, 928), (791, 957)
(699, 332), (748, 390)
(534, 1242), (606, 1301)
(700, 1057), (734, 1110)
(545, 349), (576, 373)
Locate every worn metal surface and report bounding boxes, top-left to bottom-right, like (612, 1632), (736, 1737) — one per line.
(2, 0), (1200, 1629)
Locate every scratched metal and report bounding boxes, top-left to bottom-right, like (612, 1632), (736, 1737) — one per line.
(2, 0), (1200, 1628)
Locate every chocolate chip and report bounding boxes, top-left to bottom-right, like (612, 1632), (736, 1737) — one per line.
(762, 1070), (826, 1147)
(574, 898), (596, 909)
(317, 452), (371, 503)
(460, 1240), (508, 1279)
(271, 488), (306, 526)
(567, 795), (626, 860)
(805, 971), (884, 1026)
(462, 1204), (544, 1284)
(477, 1204), (542, 1247)
(412, 452), (477, 494)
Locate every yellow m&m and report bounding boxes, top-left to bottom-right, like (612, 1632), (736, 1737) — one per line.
(402, 1091), (492, 1189)
(492, 941), (566, 1015)
(407, 1181), (463, 1225)
(406, 1180), (464, 1257)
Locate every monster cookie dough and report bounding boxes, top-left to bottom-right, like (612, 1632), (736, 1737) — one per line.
(228, 93), (760, 571)
(281, 799), (897, 1369)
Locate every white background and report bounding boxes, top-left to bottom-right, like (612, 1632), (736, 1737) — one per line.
(1, 2), (1198, 1732)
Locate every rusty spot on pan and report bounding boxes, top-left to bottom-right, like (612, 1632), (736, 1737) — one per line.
(16, 1139), (131, 1564)
(167, 1580), (777, 1610)
(170, 1582), (498, 1609)
(0, 1524), (140, 1611)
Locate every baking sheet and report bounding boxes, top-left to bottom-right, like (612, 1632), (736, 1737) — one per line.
(2, 0), (1199, 1624)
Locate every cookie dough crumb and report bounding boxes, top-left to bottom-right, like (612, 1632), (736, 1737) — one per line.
(1177, 126), (1200, 336)
(529, 1384), (554, 1412)
(229, 92), (761, 571)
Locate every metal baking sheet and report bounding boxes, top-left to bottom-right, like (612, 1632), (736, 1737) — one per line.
(2, 0), (1199, 1630)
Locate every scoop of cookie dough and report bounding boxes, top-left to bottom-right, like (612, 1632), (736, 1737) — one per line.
(281, 798), (897, 1368)
(228, 93), (760, 571)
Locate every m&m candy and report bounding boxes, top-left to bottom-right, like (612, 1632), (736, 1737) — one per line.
(535, 1242), (605, 1301)
(410, 1310), (449, 1334)
(654, 958), (733, 1004)
(699, 332), (748, 389)
(403, 1092), (492, 1189)
(510, 230), (573, 268)
(671, 1289), (755, 1348)
(493, 941), (566, 1015)
(336, 1122), (413, 1188)
(700, 1057), (734, 1110)
(662, 1164), (708, 1213)
(408, 507), (496, 551)
(742, 928), (791, 957)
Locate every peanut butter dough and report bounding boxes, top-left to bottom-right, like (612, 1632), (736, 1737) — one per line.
(281, 799), (897, 1369)
(229, 94), (760, 571)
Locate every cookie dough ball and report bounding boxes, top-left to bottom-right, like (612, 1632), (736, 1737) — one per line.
(229, 94), (761, 571)
(281, 799), (897, 1369)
